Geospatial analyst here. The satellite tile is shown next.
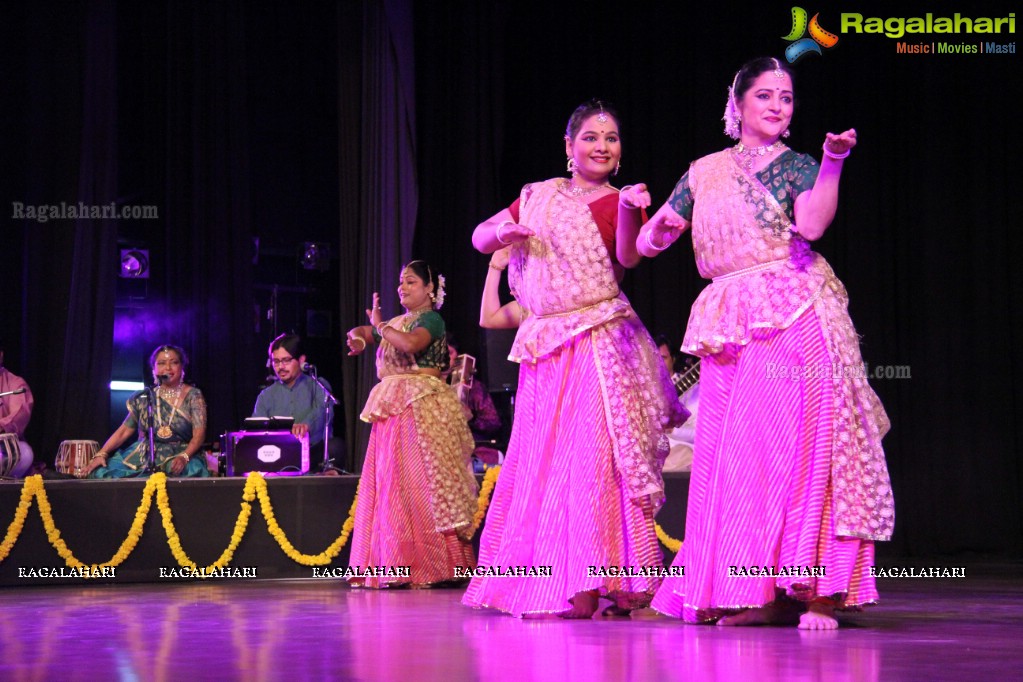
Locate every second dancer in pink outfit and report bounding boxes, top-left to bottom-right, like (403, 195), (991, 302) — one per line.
(463, 100), (688, 618)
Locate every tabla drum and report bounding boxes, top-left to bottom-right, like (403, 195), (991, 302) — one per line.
(56, 440), (100, 478)
(0, 434), (21, 477)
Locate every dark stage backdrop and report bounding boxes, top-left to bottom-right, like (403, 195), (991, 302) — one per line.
(4, 1), (1020, 559)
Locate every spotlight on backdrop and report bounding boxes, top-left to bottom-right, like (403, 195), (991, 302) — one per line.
(119, 249), (150, 278)
(300, 242), (330, 271)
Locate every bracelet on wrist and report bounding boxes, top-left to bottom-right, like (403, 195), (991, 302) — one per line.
(495, 220), (514, 245)
(644, 230), (672, 252)
(376, 322), (390, 336)
(618, 185), (638, 209)
(489, 262), (506, 271)
(822, 143), (851, 160)
(350, 335), (367, 350)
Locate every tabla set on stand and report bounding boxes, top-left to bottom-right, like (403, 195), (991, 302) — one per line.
(54, 440), (100, 478)
(1, 438), (100, 479)
(0, 434), (35, 479)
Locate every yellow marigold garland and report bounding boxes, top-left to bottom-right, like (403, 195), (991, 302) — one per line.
(0, 476), (36, 561)
(91, 474), (156, 566)
(0, 475), (160, 574)
(253, 473), (357, 566)
(0, 473), (356, 574)
(654, 522), (681, 553)
(37, 474), (158, 573)
(1, 465), (534, 573)
(154, 472), (257, 574)
(469, 465), (501, 537)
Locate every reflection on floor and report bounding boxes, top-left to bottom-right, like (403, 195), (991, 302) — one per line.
(0, 564), (1020, 681)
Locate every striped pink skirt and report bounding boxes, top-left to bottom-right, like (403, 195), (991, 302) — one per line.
(462, 331), (663, 616)
(651, 308), (878, 622)
(348, 399), (476, 588)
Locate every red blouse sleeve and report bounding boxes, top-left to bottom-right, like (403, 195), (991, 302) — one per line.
(509, 191), (646, 267)
(587, 193), (648, 266)
(509, 197), (521, 222)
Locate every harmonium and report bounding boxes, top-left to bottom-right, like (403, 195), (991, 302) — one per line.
(223, 417), (309, 476)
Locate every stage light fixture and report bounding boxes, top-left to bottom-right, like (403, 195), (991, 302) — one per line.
(110, 381), (145, 391)
(119, 249), (150, 278)
(300, 242), (330, 271)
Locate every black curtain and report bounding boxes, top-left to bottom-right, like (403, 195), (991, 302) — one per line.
(411, 2), (512, 367)
(160, 0), (257, 445)
(5, 2), (118, 463)
(337, 0), (420, 471)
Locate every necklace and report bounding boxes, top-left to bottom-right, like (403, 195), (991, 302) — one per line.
(156, 387), (184, 439)
(160, 385), (181, 401)
(561, 178), (609, 198)
(734, 141), (786, 171)
(390, 308), (428, 333)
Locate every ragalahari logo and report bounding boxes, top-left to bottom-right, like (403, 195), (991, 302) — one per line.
(783, 7), (839, 62)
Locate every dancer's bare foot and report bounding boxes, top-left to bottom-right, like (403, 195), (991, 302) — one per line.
(798, 602), (839, 630)
(717, 600), (800, 627)
(716, 608), (771, 626)
(559, 590), (599, 619)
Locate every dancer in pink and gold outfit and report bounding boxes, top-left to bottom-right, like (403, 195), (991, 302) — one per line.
(636, 58), (894, 629)
(463, 100), (688, 618)
(346, 260), (479, 587)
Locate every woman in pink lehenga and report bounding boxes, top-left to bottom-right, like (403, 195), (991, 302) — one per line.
(462, 100), (688, 618)
(636, 58), (894, 629)
(345, 260), (479, 587)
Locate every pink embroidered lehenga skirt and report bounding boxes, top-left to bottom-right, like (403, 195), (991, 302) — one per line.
(651, 308), (879, 621)
(461, 330), (665, 615)
(349, 376), (477, 587)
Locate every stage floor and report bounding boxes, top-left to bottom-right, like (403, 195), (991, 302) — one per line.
(1, 563), (1020, 681)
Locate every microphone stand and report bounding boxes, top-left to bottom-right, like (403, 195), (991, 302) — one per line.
(304, 364), (342, 474)
(143, 378), (163, 475)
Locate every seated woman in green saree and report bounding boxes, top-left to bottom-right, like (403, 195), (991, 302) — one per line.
(86, 344), (209, 478)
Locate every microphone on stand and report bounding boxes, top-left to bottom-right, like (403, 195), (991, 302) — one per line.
(156, 374), (170, 384)
(301, 363), (317, 374)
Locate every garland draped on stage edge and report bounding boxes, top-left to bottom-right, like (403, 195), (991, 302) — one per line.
(0, 473), (358, 574)
(0, 466), (681, 576)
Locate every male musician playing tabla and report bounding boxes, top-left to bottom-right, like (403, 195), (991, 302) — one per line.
(0, 341), (35, 477)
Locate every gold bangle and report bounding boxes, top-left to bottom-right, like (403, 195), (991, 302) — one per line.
(644, 229), (672, 252)
(495, 220), (514, 245)
(489, 263), (506, 271)
(350, 336), (367, 350)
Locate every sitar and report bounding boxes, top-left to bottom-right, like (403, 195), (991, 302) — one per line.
(671, 360), (701, 396)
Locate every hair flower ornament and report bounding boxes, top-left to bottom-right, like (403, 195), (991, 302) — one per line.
(433, 273), (446, 309)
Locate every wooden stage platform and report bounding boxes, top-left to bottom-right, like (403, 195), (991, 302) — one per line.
(1, 566), (1020, 681)
(0, 472), (693, 586)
